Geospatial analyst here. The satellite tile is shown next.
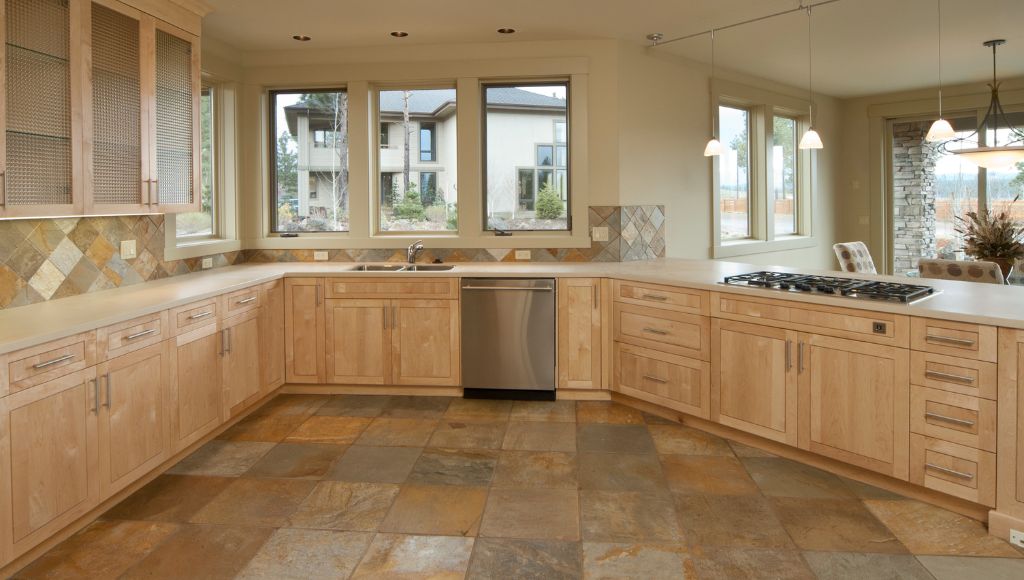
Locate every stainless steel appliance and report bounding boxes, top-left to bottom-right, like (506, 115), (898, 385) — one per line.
(721, 271), (938, 304)
(461, 278), (556, 397)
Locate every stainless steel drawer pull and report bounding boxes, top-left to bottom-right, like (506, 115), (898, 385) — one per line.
(125, 328), (158, 340)
(33, 353), (75, 369)
(461, 286), (554, 292)
(642, 327), (670, 336)
(924, 411), (976, 428)
(925, 334), (976, 347)
(925, 463), (974, 480)
(236, 296), (257, 305)
(924, 370), (975, 384)
(642, 374), (668, 384)
(642, 294), (668, 301)
(188, 311), (213, 320)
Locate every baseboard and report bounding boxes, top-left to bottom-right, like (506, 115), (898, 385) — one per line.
(988, 510), (1024, 542)
(280, 384), (463, 397)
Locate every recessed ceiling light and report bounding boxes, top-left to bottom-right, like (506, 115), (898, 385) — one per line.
(292, 35), (311, 42)
(497, 28), (516, 34)
(390, 31), (409, 38)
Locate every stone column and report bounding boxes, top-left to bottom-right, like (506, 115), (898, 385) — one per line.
(891, 121), (939, 273)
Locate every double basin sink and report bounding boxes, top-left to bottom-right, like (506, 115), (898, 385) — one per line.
(347, 264), (455, 272)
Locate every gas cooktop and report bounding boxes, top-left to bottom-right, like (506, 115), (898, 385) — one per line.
(721, 271), (938, 304)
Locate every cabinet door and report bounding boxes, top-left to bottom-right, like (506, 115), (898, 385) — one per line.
(169, 323), (221, 452)
(558, 278), (603, 389)
(285, 278), (325, 383)
(259, 280), (285, 392)
(96, 340), (170, 498)
(84, 0), (148, 213)
(392, 299), (460, 386)
(997, 329), (1024, 519)
(0, 368), (98, 561)
(222, 310), (261, 418)
(325, 299), (391, 385)
(712, 319), (798, 445)
(146, 20), (199, 212)
(798, 333), (910, 480)
(0, 0), (85, 218)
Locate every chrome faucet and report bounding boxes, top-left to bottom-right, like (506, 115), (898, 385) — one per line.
(407, 240), (425, 264)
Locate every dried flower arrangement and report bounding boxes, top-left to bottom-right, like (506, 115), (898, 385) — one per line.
(955, 195), (1024, 279)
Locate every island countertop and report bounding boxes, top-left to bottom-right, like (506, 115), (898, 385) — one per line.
(0, 258), (1022, 355)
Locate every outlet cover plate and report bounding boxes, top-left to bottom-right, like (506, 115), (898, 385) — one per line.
(1011, 529), (1024, 549)
(120, 240), (136, 260)
(201, 257), (213, 269)
(313, 251), (329, 261)
(515, 250), (531, 260)
(591, 226), (609, 242)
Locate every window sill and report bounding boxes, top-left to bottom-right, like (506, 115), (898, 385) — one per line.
(712, 235), (816, 259)
(251, 230), (590, 250)
(165, 237), (242, 261)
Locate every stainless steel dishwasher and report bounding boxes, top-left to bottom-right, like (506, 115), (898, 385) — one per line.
(461, 278), (556, 398)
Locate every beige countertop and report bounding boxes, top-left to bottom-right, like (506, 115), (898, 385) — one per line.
(1, 258), (1022, 355)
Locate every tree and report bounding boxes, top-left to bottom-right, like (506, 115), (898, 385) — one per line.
(1012, 161), (1024, 192)
(402, 91), (412, 195)
(535, 181), (564, 220)
(298, 92), (349, 225)
(275, 131), (298, 197)
(394, 182), (426, 220)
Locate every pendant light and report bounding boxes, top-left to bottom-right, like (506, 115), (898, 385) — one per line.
(704, 29), (723, 157)
(926, 0), (955, 141)
(798, 5), (823, 150)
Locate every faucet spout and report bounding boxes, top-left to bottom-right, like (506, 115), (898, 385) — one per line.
(407, 240), (425, 264)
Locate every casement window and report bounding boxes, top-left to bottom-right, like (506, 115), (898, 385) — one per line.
(483, 82), (570, 231)
(270, 88), (349, 233)
(175, 86), (216, 240)
(379, 122), (390, 148)
(419, 122), (437, 162)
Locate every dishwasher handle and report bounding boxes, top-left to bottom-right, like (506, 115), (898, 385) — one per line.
(461, 285), (554, 292)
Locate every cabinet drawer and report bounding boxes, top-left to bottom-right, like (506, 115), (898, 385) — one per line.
(3, 332), (98, 395)
(325, 277), (458, 299)
(911, 318), (997, 362)
(170, 298), (220, 336)
(98, 312), (168, 361)
(613, 303), (709, 360)
(613, 280), (707, 314)
(910, 386), (996, 452)
(223, 286), (261, 317)
(910, 351), (996, 400)
(910, 434), (995, 506)
(716, 295), (791, 322)
(614, 342), (710, 419)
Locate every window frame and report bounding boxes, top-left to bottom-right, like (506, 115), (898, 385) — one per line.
(481, 80), (572, 232)
(419, 122), (437, 162)
(771, 113), (800, 237)
(174, 84), (218, 243)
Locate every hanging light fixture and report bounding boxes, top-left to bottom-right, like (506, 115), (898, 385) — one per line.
(799, 5), (823, 150)
(925, 0), (955, 141)
(934, 39), (1024, 170)
(704, 29), (723, 157)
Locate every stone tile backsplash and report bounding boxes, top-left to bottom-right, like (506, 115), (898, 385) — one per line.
(0, 205), (664, 310)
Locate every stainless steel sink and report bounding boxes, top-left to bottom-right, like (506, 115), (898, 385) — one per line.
(349, 264), (405, 272)
(402, 264), (456, 272)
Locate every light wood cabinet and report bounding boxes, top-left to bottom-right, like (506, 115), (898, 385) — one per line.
(259, 280), (285, 393)
(0, 368), (98, 561)
(285, 278), (325, 384)
(712, 319), (798, 445)
(798, 333), (910, 480)
(169, 323), (221, 452)
(997, 328), (1024, 524)
(95, 340), (170, 498)
(222, 309), (261, 418)
(558, 278), (603, 389)
(392, 299), (460, 386)
(325, 299), (391, 385)
(614, 342), (709, 418)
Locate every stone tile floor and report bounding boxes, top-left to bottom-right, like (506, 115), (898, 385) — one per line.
(12, 395), (1024, 579)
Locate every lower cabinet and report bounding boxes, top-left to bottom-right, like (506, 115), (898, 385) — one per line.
(222, 310), (262, 418)
(798, 333), (910, 480)
(95, 341), (171, 498)
(325, 299), (391, 385)
(613, 342), (709, 418)
(259, 280), (286, 393)
(169, 324), (223, 452)
(712, 319), (799, 445)
(285, 278), (325, 383)
(997, 328), (1024, 523)
(558, 278), (603, 389)
(0, 368), (99, 561)
(392, 299), (460, 386)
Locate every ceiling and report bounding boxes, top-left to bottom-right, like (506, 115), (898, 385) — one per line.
(203, 0), (1024, 98)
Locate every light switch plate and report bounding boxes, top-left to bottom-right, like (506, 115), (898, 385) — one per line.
(858, 215), (870, 226)
(201, 257), (213, 269)
(313, 251), (329, 261)
(515, 250), (531, 260)
(120, 240), (136, 260)
(591, 226), (609, 242)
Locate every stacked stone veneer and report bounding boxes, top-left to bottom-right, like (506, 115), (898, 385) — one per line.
(892, 121), (939, 273)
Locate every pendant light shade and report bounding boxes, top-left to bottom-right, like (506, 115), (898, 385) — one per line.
(704, 138), (723, 157)
(926, 0), (954, 143)
(925, 118), (955, 142)
(799, 128), (824, 150)
(705, 29), (721, 156)
(799, 6), (823, 150)
(955, 146), (1024, 170)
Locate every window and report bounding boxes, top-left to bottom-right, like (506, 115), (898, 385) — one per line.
(773, 116), (798, 236)
(719, 105), (751, 240)
(380, 122), (389, 148)
(271, 89), (349, 232)
(176, 86), (215, 239)
(377, 88), (457, 232)
(485, 82), (570, 231)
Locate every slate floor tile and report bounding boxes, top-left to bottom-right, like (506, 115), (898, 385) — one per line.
(357, 418), (439, 447)
(120, 524), (274, 580)
(801, 551), (934, 580)
(351, 533), (475, 579)
(688, 546), (815, 580)
(647, 424), (734, 456)
(674, 493), (793, 549)
(237, 529), (373, 579)
(166, 440), (275, 477)
(577, 424), (656, 454)
(287, 481), (400, 532)
(502, 421), (577, 452)
(243, 442), (347, 479)
(742, 457), (857, 499)
(189, 478), (317, 527)
(316, 394), (390, 417)
(428, 419), (508, 449)
(510, 400), (577, 422)
(582, 542), (693, 579)
(408, 448), (499, 486)
(380, 395), (452, 418)
(444, 398), (513, 421)
(480, 488), (581, 541)
(284, 416), (373, 445)
(578, 452), (666, 492)
(772, 497), (907, 554)
(492, 450), (578, 489)
(864, 499), (1024, 557)
(326, 445), (422, 483)
(580, 490), (681, 543)
(103, 474), (234, 523)
(917, 555), (1024, 580)
(468, 538), (581, 580)
(378, 484), (488, 536)
(576, 401), (645, 424)
(661, 455), (760, 495)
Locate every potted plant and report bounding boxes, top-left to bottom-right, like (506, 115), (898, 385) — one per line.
(955, 196), (1024, 281)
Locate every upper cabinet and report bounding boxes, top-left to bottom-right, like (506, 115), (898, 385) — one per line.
(0, 0), (204, 219)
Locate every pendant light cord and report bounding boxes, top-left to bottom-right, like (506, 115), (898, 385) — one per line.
(807, 6), (814, 126)
(710, 29), (717, 139)
(936, 0), (943, 117)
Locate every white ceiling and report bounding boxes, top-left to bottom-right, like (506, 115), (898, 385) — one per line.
(202, 0), (1024, 98)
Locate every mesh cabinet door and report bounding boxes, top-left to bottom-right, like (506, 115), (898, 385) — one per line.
(151, 24), (199, 212)
(1, 0), (83, 217)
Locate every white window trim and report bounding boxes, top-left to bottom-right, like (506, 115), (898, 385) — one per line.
(165, 78), (241, 260)
(711, 79), (816, 259)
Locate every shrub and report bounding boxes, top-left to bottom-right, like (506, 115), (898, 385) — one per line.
(393, 184), (426, 220)
(535, 182), (564, 220)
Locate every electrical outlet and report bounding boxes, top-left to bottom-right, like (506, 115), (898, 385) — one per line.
(515, 250), (531, 261)
(119, 240), (136, 259)
(201, 257), (213, 269)
(591, 226), (609, 242)
(1011, 529), (1024, 549)
(313, 251), (329, 261)
(858, 215), (870, 226)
